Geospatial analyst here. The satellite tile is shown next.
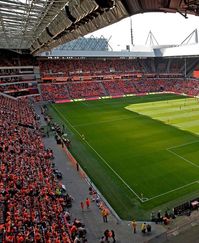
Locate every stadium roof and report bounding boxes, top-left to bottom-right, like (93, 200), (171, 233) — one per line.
(1, 0), (199, 54)
(39, 43), (199, 58)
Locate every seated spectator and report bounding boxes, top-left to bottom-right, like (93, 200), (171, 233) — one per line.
(0, 95), (82, 242)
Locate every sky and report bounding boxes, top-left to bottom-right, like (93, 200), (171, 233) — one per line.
(86, 12), (199, 51)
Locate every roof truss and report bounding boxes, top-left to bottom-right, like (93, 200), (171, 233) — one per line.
(0, 0), (199, 54)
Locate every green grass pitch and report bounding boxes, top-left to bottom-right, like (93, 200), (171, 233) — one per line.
(49, 94), (199, 220)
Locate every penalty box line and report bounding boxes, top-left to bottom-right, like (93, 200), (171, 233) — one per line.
(144, 142), (199, 203)
(167, 140), (199, 150)
(145, 180), (199, 202)
(53, 106), (144, 203)
(167, 148), (199, 169)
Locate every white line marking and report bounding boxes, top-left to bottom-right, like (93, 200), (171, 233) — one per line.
(145, 180), (199, 202)
(167, 148), (199, 169)
(142, 133), (199, 202)
(167, 140), (199, 150)
(53, 105), (144, 202)
(53, 105), (199, 204)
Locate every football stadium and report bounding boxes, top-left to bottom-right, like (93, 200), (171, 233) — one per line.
(1, 0), (199, 242)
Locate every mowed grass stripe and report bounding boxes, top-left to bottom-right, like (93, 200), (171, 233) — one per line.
(56, 97), (199, 197)
(50, 94), (199, 219)
(157, 111), (199, 121)
(130, 102), (199, 117)
(154, 107), (199, 119)
(52, 105), (143, 202)
(76, 113), (198, 198)
(126, 97), (199, 134)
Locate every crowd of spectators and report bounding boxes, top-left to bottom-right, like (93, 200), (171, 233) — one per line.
(39, 59), (143, 78)
(116, 80), (137, 94)
(1, 56), (198, 101)
(102, 81), (123, 96)
(67, 82), (106, 99)
(0, 95), (86, 242)
(38, 57), (197, 79)
(39, 78), (199, 102)
(167, 79), (199, 96)
(40, 84), (70, 101)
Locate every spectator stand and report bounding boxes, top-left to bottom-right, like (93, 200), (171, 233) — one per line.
(39, 78), (199, 104)
(0, 95), (86, 243)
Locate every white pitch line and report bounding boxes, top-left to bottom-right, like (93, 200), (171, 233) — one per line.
(144, 141), (199, 202)
(167, 148), (199, 169)
(167, 140), (199, 150)
(145, 180), (199, 202)
(53, 105), (144, 202)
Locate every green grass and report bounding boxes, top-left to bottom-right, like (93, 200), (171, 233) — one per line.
(126, 97), (199, 134)
(48, 94), (199, 220)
